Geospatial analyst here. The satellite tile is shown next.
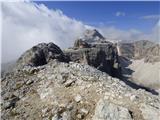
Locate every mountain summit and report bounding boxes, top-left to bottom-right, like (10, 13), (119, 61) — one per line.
(81, 29), (105, 43)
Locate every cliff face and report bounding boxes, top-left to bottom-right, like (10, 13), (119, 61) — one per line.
(1, 58), (159, 120)
(119, 40), (160, 90)
(119, 40), (160, 62)
(64, 30), (121, 78)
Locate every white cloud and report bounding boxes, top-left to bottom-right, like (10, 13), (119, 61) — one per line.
(98, 26), (142, 41)
(141, 15), (160, 20)
(2, 1), (88, 63)
(138, 20), (160, 43)
(115, 11), (125, 17)
(98, 21), (160, 43)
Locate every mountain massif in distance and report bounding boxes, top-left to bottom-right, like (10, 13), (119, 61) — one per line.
(1, 29), (160, 120)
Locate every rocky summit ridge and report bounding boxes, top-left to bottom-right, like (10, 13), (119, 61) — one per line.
(1, 29), (160, 120)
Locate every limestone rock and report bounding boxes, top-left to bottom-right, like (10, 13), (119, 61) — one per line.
(64, 30), (121, 78)
(82, 29), (105, 43)
(74, 39), (90, 49)
(140, 103), (160, 120)
(74, 94), (82, 103)
(16, 42), (68, 68)
(119, 40), (160, 62)
(92, 99), (132, 120)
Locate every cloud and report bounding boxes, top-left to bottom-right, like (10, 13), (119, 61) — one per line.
(115, 11), (125, 17)
(141, 15), (160, 20)
(138, 20), (160, 43)
(98, 26), (143, 41)
(98, 20), (160, 43)
(2, 1), (88, 63)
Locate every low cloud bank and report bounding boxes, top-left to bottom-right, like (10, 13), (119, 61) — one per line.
(2, 2), (87, 63)
(98, 22), (159, 43)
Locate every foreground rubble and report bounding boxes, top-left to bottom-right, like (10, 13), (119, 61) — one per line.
(1, 60), (160, 120)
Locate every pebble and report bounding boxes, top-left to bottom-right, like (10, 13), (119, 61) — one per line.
(64, 79), (75, 87)
(74, 94), (82, 103)
(26, 79), (34, 85)
(130, 95), (138, 101)
(77, 114), (83, 119)
(80, 108), (89, 114)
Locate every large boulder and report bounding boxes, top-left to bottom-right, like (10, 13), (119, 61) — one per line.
(16, 42), (67, 68)
(92, 99), (132, 120)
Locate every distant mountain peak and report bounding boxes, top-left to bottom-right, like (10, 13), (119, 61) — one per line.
(81, 29), (105, 43)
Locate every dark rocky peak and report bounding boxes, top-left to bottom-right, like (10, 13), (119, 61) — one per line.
(64, 35), (121, 78)
(82, 29), (105, 43)
(74, 39), (90, 49)
(16, 42), (68, 68)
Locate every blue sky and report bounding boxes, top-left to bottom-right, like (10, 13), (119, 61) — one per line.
(36, 1), (159, 33)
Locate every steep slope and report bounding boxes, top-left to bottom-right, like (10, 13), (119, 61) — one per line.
(129, 59), (160, 89)
(119, 40), (160, 90)
(1, 58), (160, 120)
(119, 40), (159, 61)
(81, 29), (105, 43)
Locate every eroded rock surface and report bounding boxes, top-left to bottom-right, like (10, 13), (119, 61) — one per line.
(1, 59), (160, 120)
(64, 29), (121, 78)
(93, 99), (132, 120)
(16, 42), (68, 68)
(119, 40), (160, 63)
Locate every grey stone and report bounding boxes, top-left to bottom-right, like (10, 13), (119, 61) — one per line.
(140, 103), (160, 120)
(74, 94), (82, 103)
(16, 42), (68, 68)
(92, 99), (132, 120)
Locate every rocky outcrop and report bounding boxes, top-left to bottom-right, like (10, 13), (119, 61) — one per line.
(64, 30), (121, 78)
(119, 42), (135, 58)
(74, 39), (90, 49)
(93, 99), (132, 120)
(144, 44), (160, 63)
(134, 40), (155, 59)
(119, 40), (160, 91)
(16, 42), (68, 68)
(119, 40), (160, 63)
(82, 29), (105, 43)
